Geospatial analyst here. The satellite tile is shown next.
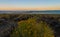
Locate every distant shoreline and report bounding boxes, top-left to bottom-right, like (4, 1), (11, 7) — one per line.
(0, 10), (60, 14)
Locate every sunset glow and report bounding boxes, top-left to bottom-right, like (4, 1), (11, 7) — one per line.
(0, 0), (60, 10)
(0, 7), (60, 10)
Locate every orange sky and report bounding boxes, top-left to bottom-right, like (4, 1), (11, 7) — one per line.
(0, 6), (60, 10)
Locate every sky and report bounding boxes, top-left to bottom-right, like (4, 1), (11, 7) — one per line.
(0, 0), (60, 10)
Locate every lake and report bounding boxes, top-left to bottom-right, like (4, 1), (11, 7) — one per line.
(0, 10), (60, 14)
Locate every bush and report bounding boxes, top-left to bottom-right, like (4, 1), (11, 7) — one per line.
(10, 18), (54, 37)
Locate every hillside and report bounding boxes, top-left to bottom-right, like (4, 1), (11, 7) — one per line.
(0, 14), (60, 37)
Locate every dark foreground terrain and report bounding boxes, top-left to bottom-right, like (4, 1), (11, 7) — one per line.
(0, 14), (60, 37)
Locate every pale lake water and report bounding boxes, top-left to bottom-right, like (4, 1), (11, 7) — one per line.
(0, 10), (60, 14)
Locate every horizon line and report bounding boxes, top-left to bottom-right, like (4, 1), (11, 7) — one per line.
(0, 10), (60, 11)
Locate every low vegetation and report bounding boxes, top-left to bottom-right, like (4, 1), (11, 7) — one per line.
(0, 14), (60, 37)
(10, 17), (54, 37)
